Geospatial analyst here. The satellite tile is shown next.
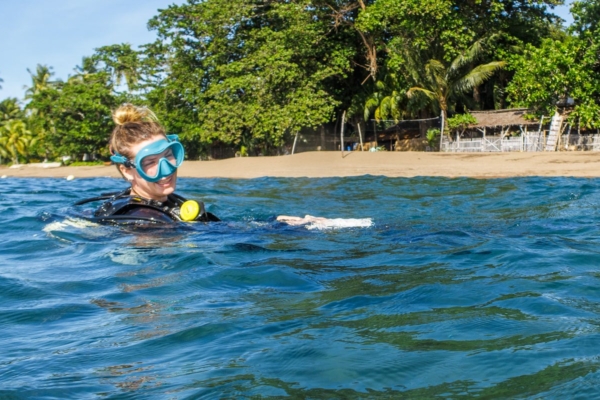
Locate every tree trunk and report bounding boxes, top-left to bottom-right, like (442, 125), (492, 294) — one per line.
(473, 86), (481, 110)
(441, 108), (449, 139)
(12, 145), (18, 165)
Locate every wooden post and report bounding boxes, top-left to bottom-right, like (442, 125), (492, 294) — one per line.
(291, 132), (299, 155)
(373, 119), (378, 148)
(578, 118), (582, 150)
(537, 116), (544, 151)
(483, 127), (486, 152)
(357, 121), (364, 151)
(439, 111), (445, 152)
(340, 111), (346, 157)
(333, 117), (339, 151)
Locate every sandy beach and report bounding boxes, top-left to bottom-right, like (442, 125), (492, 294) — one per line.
(2, 151), (600, 179)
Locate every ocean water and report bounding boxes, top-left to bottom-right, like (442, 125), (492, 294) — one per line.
(2, 176), (600, 398)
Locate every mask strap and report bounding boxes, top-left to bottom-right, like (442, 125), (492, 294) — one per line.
(110, 153), (134, 168)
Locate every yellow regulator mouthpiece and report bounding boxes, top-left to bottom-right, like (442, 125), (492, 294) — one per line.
(180, 200), (201, 222)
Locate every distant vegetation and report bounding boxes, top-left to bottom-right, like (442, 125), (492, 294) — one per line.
(1, 0), (598, 163)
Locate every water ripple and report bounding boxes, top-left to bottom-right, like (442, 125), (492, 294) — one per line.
(2, 176), (600, 397)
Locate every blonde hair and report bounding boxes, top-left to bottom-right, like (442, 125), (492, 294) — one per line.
(109, 104), (165, 159)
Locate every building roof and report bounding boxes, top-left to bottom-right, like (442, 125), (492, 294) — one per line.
(469, 108), (539, 128)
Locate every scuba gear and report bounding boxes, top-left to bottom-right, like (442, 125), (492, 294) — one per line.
(180, 200), (201, 222)
(111, 134), (184, 182)
(74, 188), (220, 225)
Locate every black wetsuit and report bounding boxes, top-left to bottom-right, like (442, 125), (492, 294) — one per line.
(74, 188), (220, 225)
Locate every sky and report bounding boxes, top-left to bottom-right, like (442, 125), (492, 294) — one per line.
(0, 0), (180, 100)
(0, 1), (574, 101)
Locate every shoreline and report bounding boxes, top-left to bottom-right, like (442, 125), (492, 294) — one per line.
(2, 151), (600, 179)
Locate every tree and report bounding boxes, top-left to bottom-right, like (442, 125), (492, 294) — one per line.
(0, 99), (29, 164)
(447, 112), (477, 136)
(10, 0), (567, 158)
(0, 119), (36, 164)
(24, 65), (60, 160)
(92, 44), (141, 92)
(0, 98), (22, 122)
(506, 35), (600, 128)
(353, 0), (562, 124)
(570, 0), (600, 35)
(51, 74), (116, 158)
(25, 59), (118, 160)
(406, 39), (506, 136)
(24, 64), (56, 99)
(145, 0), (352, 156)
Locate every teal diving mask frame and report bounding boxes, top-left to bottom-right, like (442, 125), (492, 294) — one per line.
(111, 134), (185, 182)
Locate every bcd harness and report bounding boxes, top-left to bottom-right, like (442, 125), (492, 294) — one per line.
(74, 188), (220, 225)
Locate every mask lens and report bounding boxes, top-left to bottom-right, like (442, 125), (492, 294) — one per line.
(140, 148), (175, 176)
(135, 139), (184, 182)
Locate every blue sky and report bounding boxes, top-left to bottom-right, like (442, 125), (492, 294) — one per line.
(0, 0), (180, 100)
(0, 1), (574, 101)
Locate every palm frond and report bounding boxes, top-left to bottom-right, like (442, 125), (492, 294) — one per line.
(364, 96), (382, 120)
(380, 97), (391, 119)
(424, 60), (445, 88)
(450, 39), (485, 73)
(374, 107), (382, 121)
(452, 61), (506, 95)
(407, 87), (437, 102)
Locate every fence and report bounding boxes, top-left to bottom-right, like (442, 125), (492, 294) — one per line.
(441, 135), (525, 152)
(291, 117), (442, 153)
(441, 133), (600, 152)
(523, 131), (545, 152)
(561, 134), (600, 151)
(205, 119), (600, 157)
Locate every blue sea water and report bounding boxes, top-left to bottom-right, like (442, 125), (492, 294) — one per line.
(2, 175), (600, 398)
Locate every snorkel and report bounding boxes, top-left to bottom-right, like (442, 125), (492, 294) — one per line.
(111, 134), (185, 183)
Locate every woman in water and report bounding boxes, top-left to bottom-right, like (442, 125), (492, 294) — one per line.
(79, 103), (325, 226)
(75, 103), (216, 224)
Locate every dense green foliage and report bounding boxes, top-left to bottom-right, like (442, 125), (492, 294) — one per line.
(5, 0), (599, 162)
(447, 113), (478, 132)
(143, 0), (355, 156)
(506, 35), (600, 127)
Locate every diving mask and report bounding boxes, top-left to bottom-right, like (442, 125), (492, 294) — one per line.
(111, 134), (185, 182)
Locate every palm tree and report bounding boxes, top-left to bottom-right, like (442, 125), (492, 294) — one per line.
(0, 98), (25, 164)
(93, 44), (140, 91)
(0, 98), (22, 122)
(23, 65), (59, 157)
(406, 39), (506, 137)
(24, 64), (55, 99)
(0, 119), (35, 164)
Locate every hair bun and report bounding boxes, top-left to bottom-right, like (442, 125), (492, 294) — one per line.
(112, 103), (158, 125)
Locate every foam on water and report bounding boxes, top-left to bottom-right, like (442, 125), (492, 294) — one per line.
(305, 217), (373, 230)
(42, 217), (100, 233)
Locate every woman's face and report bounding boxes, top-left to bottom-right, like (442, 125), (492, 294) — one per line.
(119, 135), (178, 201)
